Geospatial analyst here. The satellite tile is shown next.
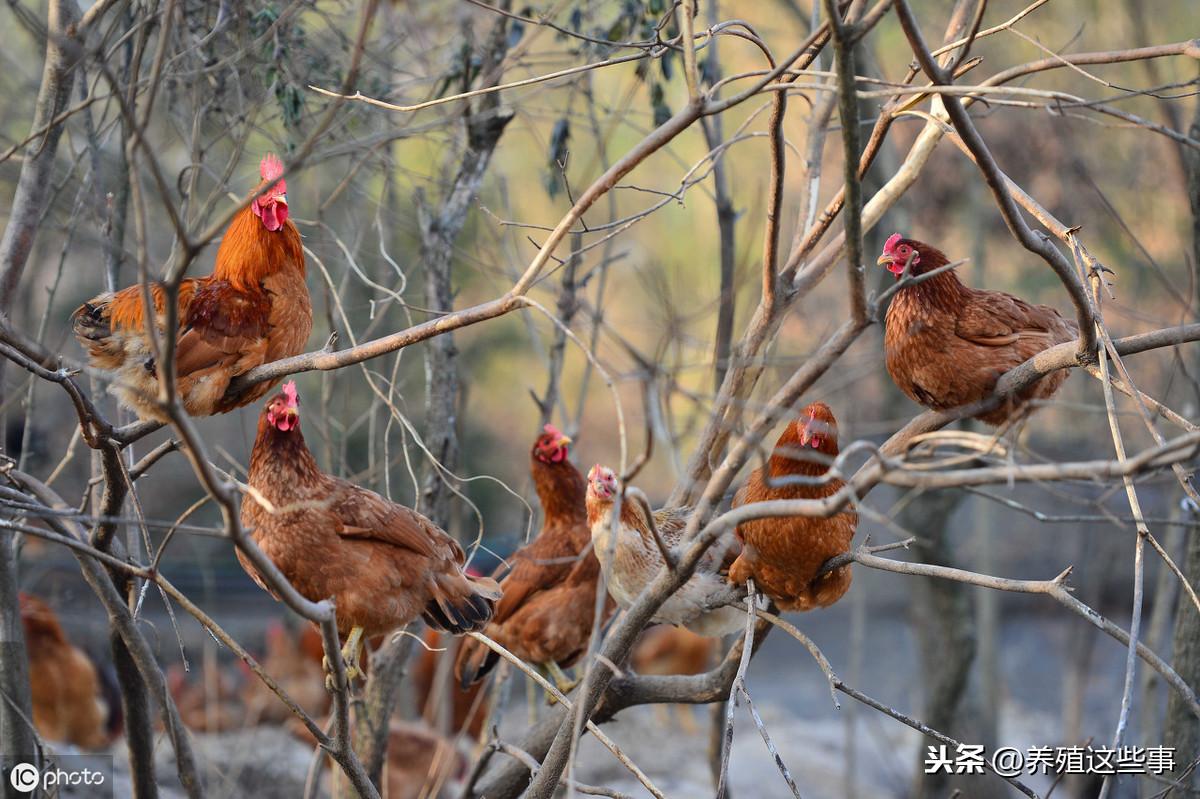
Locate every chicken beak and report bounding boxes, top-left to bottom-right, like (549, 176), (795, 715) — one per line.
(556, 433), (572, 447)
(876, 253), (892, 267)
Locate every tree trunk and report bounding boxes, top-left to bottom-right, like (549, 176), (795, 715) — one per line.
(417, 14), (514, 530)
(0, 1), (81, 788)
(1162, 504), (1200, 795)
(1160, 64), (1200, 796)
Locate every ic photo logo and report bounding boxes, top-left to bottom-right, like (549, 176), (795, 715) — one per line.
(9, 762), (39, 793)
(6, 759), (109, 796)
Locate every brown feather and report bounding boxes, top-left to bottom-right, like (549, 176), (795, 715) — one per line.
(727, 402), (857, 612)
(455, 432), (610, 686)
(240, 394), (499, 640)
(882, 239), (1077, 425)
(71, 171), (311, 421)
(20, 593), (114, 749)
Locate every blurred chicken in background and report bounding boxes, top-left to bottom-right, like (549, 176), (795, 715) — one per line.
(383, 720), (467, 799)
(631, 624), (719, 733)
(240, 621), (330, 727)
(20, 592), (121, 749)
(167, 660), (242, 733)
(413, 629), (489, 740)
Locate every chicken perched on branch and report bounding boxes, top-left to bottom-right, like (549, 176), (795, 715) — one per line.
(72, 154), (311, 421)
(20, 593), (119, 749)
(586, 465), (743, 636)
(877, 234), (1077, 425)
(240, 383), (501, 688)
(455, 425), (613, 693)
(728, 402), (857, 611)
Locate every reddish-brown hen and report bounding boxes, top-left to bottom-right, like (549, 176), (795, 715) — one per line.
(413, 629), (489, 739)
(877, 234), (1077, 425)
(455, 425), (611, 690)
(21, 593), (118, 749)
(166, 662), (242, 733)
(241, 383), (501, 685)
(728, 403), (856, 611)
(240, 621), (330, 726)
(72, 154), (311, 421)
(631, 625), (718, 677)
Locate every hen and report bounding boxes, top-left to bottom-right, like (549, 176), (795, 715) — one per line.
(240, 621), (330, 726)
(727, 402), (856, 611)
(166, 662), (242, 733)
(585, 466), (743, 636)
(240, 383), (501, 687)
(455, 425), (612, 691)
(631, 624), (718, 732)
(413, 630), (489, 739)
(73, 154), (311, 421)
(877, 234), (1077, 425)
(20, 593), (118, 749)
(632, 624), (717, 677)
(384, 720), (467, 799)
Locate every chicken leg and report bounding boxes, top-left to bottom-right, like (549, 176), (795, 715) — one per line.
(542, 661), (580, 705)
(323, 626), (364, 691)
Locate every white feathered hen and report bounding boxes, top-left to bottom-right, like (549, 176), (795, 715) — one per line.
(585, 465), (745, 636)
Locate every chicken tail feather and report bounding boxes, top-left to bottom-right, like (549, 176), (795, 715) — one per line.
(423, 573), (502, 636)
(453, 635), (500, 689)
(72, 298), (113, 341)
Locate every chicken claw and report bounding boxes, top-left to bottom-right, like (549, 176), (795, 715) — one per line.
(543, 661), (579, 705)
(323, 626), (364, 692)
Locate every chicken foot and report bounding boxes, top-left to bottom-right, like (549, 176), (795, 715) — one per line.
(542, 661), (579, 704)
(323, 625), (364, 691)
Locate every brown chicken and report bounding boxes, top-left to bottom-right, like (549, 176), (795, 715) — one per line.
(383, 721), (466, 799)
(727, 402), (857, 611)
(631, 624), (718, 677)
(20, 593), (117, 749)
(72, 154), (311, 421)
(166, 661), (242, 733)
(455, 425), (611, 690)
(877, 234), (1077, 425)
(240, 621), (330, 726)
(241, 382), (501, 687)
(316, 719), (464, 798)
(631, 624), (719, 732)
(586, 466), (744, 636)
(413, 629), (489, 739)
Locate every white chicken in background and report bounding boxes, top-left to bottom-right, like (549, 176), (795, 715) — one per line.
(585, 465), (745, 636)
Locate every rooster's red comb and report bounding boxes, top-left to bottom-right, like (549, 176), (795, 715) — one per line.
(282, 381), (299, 408)
(882, 233), (904, 254)
(260, 153), (285, 183)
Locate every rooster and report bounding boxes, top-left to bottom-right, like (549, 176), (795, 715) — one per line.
(727, 402), (856, 611)
(20, 593), (119, 749)
(240, 382), (501, 688)
(455, 425), (612, 692)
(585, 465), (743, 636)
(72, 154), (311, 422)
(877, 234), (1077, 425)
